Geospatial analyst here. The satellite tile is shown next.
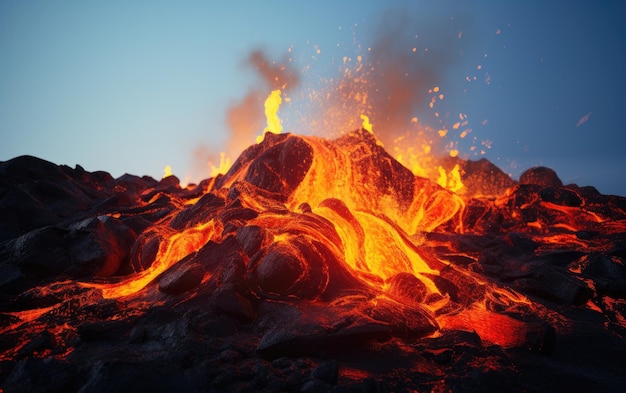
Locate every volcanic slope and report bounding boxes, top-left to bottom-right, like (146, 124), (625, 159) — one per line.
(1, 130), (626, 392)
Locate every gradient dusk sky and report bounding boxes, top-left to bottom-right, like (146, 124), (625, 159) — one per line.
(1, 1), (625, 196)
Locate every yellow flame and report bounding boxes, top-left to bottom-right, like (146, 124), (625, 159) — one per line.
(360, 114), (373, 133)
(436, 164), (464, 193)
(257, 89), (283, 143)
(162, 165), (173, 179)
(210, 152), (232, 177)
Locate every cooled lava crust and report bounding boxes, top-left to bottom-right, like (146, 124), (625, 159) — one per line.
(1, 130), (626, 392)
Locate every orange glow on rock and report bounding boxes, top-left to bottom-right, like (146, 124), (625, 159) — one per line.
(440, 308), (539, 348)
(83, 219), (220, 298)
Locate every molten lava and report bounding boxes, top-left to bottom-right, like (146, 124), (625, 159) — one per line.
(1, 127), (626, 391)
(257, 89), (283, 143)
(68, 129), (569, 348)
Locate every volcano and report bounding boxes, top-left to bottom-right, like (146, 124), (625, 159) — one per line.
(1, 130), (626, 392)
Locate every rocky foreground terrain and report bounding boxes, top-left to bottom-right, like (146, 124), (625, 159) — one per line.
(1, 130), (626, 392)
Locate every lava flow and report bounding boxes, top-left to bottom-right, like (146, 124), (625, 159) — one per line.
(2, 117), (626, 391)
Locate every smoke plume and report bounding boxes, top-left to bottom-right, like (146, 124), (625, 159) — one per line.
(193, 7), (468, 181)
(310, 8), (468, 148)
(192, 50), (299, 180)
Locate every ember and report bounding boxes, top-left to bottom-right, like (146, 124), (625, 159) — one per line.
(1, 128), (626, 392)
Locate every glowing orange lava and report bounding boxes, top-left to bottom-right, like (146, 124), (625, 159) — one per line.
(83, 220), (221, 298)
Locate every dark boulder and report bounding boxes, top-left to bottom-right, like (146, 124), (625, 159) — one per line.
(158, 263), (205, 295)
(519, 166), (563, 187)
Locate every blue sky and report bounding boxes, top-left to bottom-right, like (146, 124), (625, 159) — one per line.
(1, 1), (625, 196)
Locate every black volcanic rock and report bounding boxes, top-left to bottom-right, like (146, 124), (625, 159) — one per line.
(538, 185), (583, 206)
(158, 263), (205, 295)
(244, 133), (314, 194)
(519, 166), (563, 187)
(0, 216), (134, 293)
(2, 133), (626, 392)
(440, 156), (516, 198)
